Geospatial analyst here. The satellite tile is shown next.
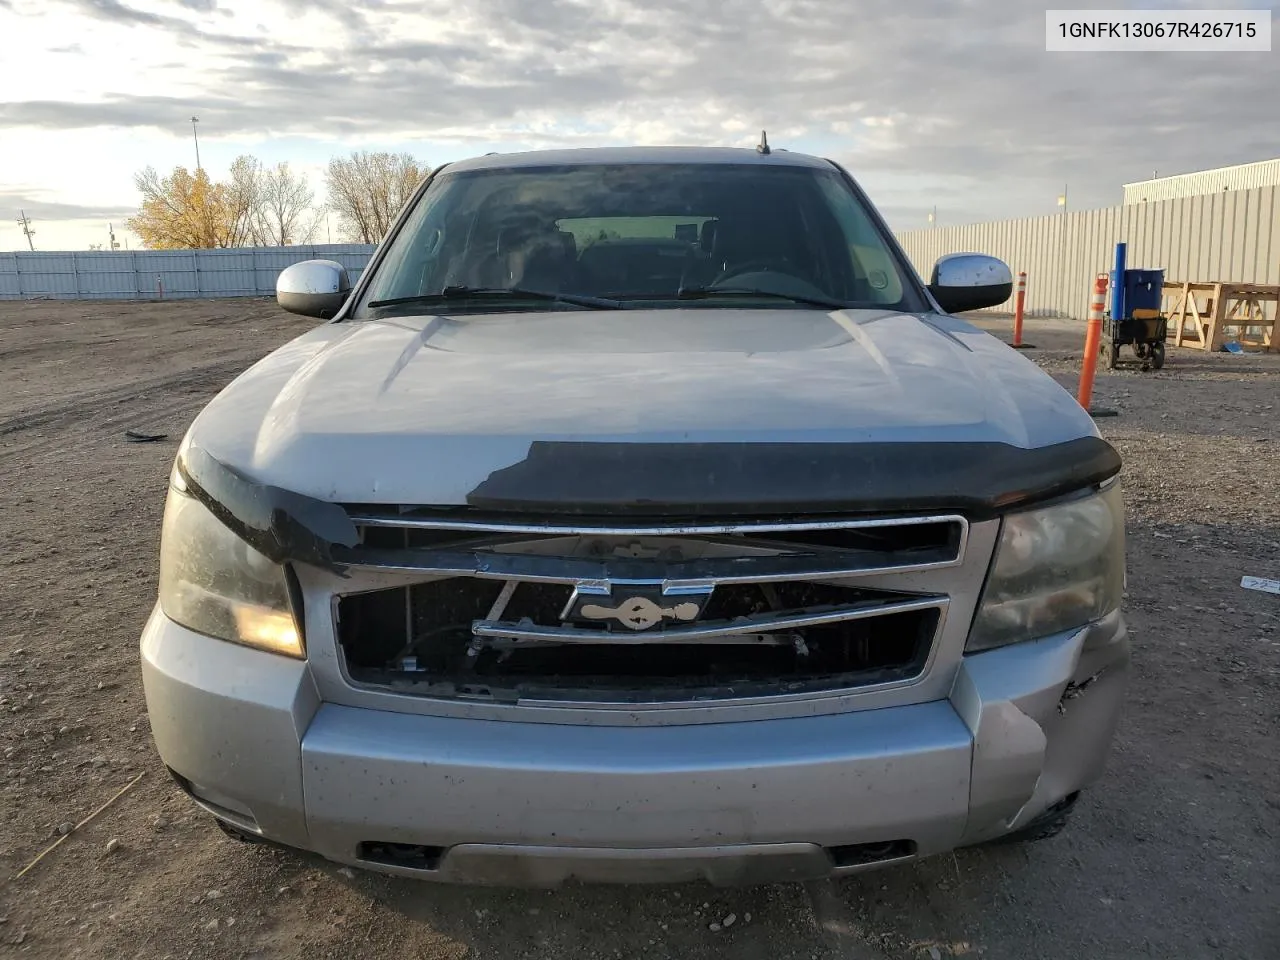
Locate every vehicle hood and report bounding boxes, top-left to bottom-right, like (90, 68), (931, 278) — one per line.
(187, 308), (1101, 507)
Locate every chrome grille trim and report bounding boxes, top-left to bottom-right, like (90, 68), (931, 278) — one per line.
(337, 513), (969, 580)
(473, 595), (948, 645)
(346, 511), (969, 541)
(332, 548), (958, 584)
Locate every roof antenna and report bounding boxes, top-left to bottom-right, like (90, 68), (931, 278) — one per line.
(757, 130), (771, 155)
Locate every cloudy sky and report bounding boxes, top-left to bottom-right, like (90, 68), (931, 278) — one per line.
(1, 0), (1277, 251)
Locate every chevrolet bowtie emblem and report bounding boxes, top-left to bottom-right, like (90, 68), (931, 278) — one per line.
(581, 597), (701, 631)
(565, 585), (713, 631)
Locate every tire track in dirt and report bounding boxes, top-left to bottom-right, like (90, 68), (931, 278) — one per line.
(0, 358), (264, 470)
(0, 357), (252, 439)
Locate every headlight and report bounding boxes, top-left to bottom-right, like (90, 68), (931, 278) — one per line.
(158, 475), (304, 658)
(967, 482), (1124, 653)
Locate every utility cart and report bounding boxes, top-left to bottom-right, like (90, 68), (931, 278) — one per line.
(1103, 267), (1168, 370)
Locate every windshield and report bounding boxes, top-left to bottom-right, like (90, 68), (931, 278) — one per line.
(356, 162), (920, 314)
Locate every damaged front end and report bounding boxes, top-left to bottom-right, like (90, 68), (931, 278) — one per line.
(144, 437), (1131, 876)
(168, 438), (1125, 723)
(330, 514), (965, 706)
(952, 609), (1131, 844)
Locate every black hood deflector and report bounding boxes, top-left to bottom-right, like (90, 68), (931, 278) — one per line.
(178, 445), (360, 568)
(179, 436), (1121, 567)
(466, 437), (1122, 518)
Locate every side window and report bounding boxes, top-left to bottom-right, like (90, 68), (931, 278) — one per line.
(815, 175), (904, 304)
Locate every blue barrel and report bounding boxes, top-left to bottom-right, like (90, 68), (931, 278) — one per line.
(1124, 269), (1164, 315)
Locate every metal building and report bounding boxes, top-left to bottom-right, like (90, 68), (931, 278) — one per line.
(896, 183), (1280, 320)
(1123, 158), (1280, 205)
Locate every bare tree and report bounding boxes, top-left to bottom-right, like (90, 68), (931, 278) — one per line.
(325, 151), (429, 243)
(223, 155), (264, 248)
(255, 162), (318, 245)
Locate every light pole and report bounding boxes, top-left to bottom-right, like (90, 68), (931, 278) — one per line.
(191, 116), (202, 171)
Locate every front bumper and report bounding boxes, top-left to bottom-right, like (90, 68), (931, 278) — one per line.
(140, 607), (1129, 885)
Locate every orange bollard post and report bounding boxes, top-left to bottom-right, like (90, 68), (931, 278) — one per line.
(1010, 271), (1035, 349)
(1077, 275), (1108, 412)
(1012, 271), (1028, 346)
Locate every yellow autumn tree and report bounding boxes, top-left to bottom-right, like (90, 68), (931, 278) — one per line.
(127, 158), (265, 249)
(128, 166), (220, 249)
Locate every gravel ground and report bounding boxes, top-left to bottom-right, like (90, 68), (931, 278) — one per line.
(0, 300), (1277, 960)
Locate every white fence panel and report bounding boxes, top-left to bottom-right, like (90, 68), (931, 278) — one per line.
(0, 244), (377, 301)
(133, 251), (199, 298)
(197, 249), (260, 296)
(14, 253), (79, 298)
(75, 251), (140, 298)
(0, 253), (19, 297)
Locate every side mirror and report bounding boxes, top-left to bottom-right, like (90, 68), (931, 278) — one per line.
(276, 260), (351, 319)
(928, 253), (1012, 314)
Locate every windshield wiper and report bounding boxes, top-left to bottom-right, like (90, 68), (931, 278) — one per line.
(675, 286), (851, 310)
(368, 286), (624, 310)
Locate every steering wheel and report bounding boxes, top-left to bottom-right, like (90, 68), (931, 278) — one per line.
(711, 258), (794, 287)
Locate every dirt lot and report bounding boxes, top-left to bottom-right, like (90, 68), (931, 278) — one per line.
(1, 298), (1277, 960)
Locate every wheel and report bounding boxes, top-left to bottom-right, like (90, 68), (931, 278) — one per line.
(987, 792), (1080, 846)
(1103, 342), (1120, 370)
(1150, 341), (1165, 370)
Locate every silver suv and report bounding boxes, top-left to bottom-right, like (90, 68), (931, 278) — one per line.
(141, 146), (1128, 885)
